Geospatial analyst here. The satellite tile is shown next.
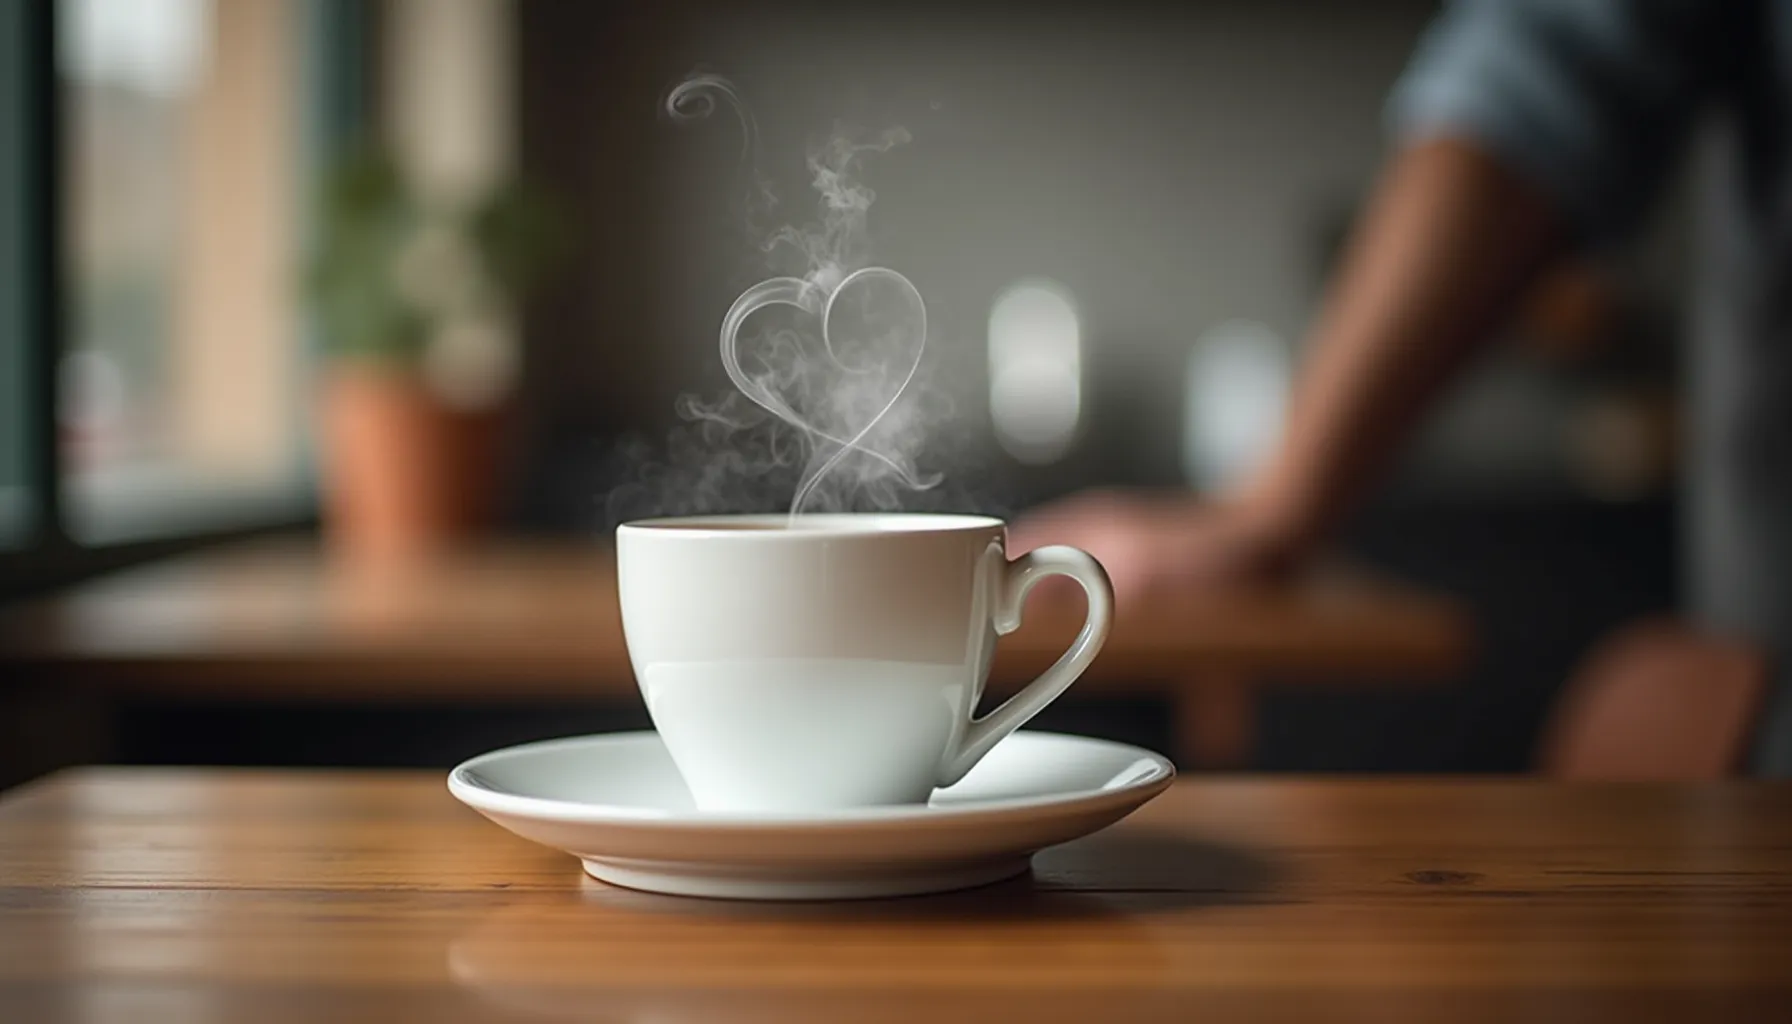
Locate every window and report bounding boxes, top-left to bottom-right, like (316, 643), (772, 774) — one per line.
(58, 0), (312, 543)
(988, 279), (1082, 465)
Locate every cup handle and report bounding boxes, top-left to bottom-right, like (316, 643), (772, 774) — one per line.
(937, 545), (1114, 787)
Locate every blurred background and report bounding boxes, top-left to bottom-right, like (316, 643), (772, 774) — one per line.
(0, 0), (1694, 787)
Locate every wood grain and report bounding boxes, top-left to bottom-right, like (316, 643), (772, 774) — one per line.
(1, 770), (1788, 1021)
(0, 538), (1470, 700)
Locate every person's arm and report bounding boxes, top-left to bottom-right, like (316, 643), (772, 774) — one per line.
(1244, 0), (1733, 549)
(1012, 0), (1726, 602)
(1237, 135), (1565, 553)
(1009, 138), (1566, 597)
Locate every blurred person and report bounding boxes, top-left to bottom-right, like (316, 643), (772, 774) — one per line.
(1010, 1), (1792, 774)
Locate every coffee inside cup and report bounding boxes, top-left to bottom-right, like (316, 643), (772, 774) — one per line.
(650, 522), (792, 531)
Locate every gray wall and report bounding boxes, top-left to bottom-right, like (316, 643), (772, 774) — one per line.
(519, 1), (1440, 513)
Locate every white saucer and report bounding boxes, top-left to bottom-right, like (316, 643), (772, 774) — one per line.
(448, 730), (1174, 900)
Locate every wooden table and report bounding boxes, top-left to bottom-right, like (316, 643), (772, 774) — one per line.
(2, 769), (1787, 1021)
(0, 539), (1470, 767)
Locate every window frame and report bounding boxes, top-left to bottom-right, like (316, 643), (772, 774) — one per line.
(0, 0), (369, 602)
(0, 0), (42, 555)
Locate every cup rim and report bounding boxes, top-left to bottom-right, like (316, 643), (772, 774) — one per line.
(617, 512), (1005, 538)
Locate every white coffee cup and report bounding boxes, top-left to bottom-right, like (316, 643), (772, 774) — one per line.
(616, 513), (1113, 812)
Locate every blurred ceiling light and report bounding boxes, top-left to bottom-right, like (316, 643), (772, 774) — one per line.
(1183, 319), (1289, 491)
(62, 0), (211, 97)
(988, 279), (1081, 464)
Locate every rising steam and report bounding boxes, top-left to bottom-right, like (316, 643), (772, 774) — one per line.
(661, 72), (940, 520)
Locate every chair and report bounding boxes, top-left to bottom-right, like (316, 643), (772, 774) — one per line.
(1538, 619), (1770, 779)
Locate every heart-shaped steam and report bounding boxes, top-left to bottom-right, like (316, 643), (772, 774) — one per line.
(721, 267), (936, 517)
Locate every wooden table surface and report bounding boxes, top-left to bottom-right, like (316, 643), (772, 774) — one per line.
(1, 769), (1787, 1022)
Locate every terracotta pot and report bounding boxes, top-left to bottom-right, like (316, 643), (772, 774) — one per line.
(320, 367), (504, 564)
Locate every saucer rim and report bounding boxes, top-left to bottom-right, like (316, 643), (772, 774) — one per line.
(446, 730), (1175, 830)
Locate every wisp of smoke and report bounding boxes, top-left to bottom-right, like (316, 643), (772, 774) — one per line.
(663, 72), (778, 232)
(661, 72), (940, 521)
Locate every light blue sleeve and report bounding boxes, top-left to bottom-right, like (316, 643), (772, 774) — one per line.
(1388, 0), (1726, 244)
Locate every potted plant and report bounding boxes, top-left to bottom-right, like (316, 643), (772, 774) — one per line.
(306, 150), (561, 562)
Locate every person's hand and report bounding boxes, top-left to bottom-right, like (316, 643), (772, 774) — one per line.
(1005, 488), (1308, 608)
